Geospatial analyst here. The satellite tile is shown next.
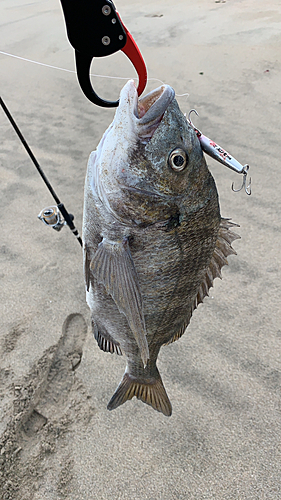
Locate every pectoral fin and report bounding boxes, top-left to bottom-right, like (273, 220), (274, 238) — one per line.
(90, 237), (149, 366)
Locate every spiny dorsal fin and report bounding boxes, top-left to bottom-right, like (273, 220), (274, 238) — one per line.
(90, 237), (149, 366)
(165, 218), (240, 346)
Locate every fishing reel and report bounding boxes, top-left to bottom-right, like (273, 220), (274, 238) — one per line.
(38, 206), (73, 232)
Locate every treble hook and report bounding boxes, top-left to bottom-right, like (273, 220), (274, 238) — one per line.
(232, 165), (251, 195)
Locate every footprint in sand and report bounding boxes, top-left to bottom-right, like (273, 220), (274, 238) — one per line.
(0, 313), (91, 500)
(22, 313), (88, 434)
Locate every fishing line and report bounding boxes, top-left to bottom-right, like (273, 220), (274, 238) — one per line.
(0, 50), (189, 98)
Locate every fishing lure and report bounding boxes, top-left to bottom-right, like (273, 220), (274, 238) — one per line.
(188, 110), (251, 195)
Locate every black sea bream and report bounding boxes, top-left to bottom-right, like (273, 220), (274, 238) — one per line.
(83, 80), (239, 416)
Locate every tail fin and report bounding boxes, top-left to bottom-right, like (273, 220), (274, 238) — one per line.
(107, 370), (172, 417)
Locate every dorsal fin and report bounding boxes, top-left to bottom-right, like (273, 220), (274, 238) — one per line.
(165, 218), (240, 346)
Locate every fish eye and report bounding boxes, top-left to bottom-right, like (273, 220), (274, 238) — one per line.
(168, 148), (188, 172)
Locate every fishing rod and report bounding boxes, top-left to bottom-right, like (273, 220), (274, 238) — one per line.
(0, 96), (82, 247)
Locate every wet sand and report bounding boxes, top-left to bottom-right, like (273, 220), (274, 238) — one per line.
(1, 0), (281, 498)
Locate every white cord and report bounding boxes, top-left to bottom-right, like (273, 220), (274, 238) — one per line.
(0, 50), (189, 97)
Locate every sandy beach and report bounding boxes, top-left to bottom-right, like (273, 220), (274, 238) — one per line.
(1, 0), (281, 498)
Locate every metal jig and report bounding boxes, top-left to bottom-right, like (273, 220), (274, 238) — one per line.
(187, 109), (251, 195)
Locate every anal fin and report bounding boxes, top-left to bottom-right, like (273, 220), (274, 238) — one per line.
(107, 370), (172, 417)
(90, 237), (149, 366)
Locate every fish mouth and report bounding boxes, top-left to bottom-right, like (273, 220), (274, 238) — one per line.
(119, 80), (175, 143)
(137, 85), (174, 120)
(137, 84), (175, 142)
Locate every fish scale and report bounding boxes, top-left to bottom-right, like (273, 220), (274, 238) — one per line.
(83, 80), (239, 416)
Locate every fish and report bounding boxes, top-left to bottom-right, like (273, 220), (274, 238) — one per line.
(83, 80), (239, 417)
